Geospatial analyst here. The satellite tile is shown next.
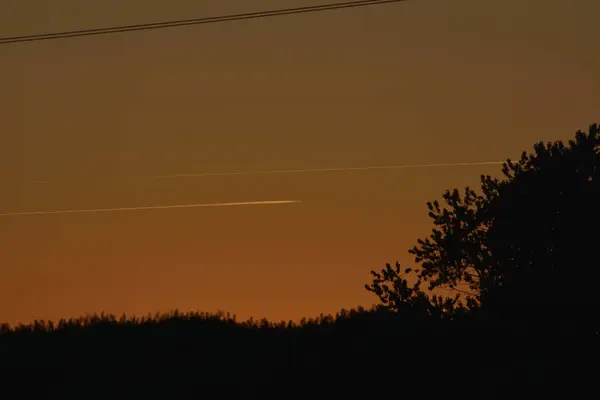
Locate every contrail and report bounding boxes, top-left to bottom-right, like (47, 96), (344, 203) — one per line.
(155, 161), (505, 180)
(0, 200), (301, 217)
(30, 161), (504, 185)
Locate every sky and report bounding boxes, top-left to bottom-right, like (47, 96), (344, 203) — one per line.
(0, 0), (598, 325)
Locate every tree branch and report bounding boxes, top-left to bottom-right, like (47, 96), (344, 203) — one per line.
(439, 285), (479, 297)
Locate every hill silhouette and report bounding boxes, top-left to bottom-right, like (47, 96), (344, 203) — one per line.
(1, 123), (599, 399)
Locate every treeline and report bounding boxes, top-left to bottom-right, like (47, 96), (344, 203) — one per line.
(0, 307), (371, 334)
(0, 306), (462, 397)
(1, 305), (597, 398)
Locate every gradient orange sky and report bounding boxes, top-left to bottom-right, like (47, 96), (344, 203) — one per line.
(1, 0), (598, 325)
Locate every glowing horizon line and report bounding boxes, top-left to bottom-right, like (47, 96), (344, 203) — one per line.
(155, 161), (505, 179)
(0, 200), (301, 217)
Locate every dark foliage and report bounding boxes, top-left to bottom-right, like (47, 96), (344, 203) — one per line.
(367, 123), (600, 333)
(363, 123), (600, 397)
(0, 308), (465, 398)
(4, 307), (595, 399)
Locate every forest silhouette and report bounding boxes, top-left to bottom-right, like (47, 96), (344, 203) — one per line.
(1, 123), (598, 398)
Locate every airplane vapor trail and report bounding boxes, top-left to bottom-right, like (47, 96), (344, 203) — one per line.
(0, 200), (301, 217)
(155, 161), (505, 180)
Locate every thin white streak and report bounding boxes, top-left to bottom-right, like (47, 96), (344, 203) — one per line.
(155, 161), (505, 180)
(0, 200), (301, 217)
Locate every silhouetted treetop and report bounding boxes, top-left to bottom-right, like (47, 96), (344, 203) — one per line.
(368, 123), (599, 333)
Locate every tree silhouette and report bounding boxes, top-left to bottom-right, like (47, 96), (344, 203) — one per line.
(367, 123), (599, 334)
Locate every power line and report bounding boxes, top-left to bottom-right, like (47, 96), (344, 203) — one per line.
(0, 0), (405, 45)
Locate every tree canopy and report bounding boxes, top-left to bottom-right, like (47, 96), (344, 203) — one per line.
(366, 123), (599, 333)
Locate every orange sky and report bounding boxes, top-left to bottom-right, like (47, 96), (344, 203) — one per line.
(1, 0), (598, 325)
